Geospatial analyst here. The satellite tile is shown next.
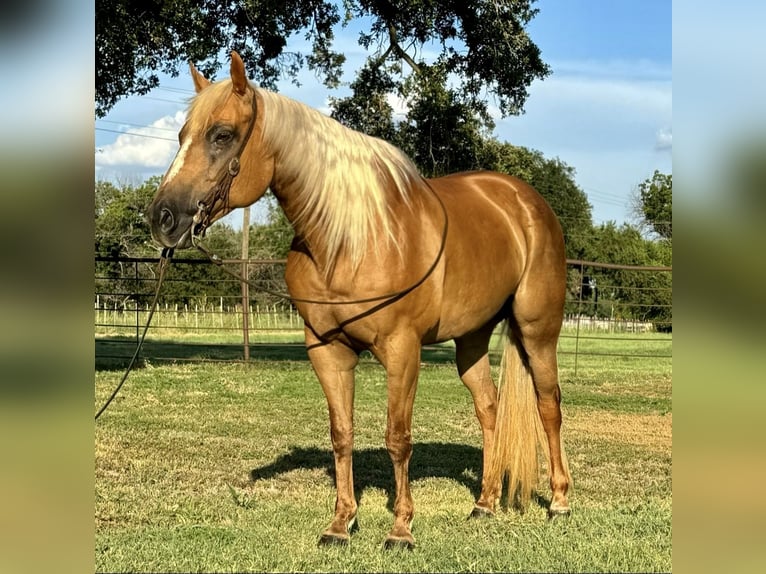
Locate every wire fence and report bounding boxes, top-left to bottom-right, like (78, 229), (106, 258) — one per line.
(95, 256), (671, 372)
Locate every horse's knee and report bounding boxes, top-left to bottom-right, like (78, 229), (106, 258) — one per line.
(330, 425), (354, 454)
(473, 394), (497, 427)
(385, 429), (412, 462)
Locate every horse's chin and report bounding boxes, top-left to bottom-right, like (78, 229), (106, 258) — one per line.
(174, 226), (195, 249)
(153, 225), (194, 251)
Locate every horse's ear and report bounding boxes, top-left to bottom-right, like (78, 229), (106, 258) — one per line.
(230, 50), (248, 95)
(189, 62), (211, 93)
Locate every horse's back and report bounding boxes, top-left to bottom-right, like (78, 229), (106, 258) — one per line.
(428, 170), (564, 270)
(430, 171), (561, 230)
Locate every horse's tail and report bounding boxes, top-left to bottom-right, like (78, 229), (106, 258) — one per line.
(488, 326), (552, 510)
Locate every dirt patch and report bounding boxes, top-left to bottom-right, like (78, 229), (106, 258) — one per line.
(564, 410), (672, 451)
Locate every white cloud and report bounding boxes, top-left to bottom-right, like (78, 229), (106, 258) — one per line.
(497, 70), (671, 156)
(655, 128), (672, 151)
(95, 111), (185, 169)
(537, 74), (670, 120)
(386, 93), (409, 122)
(550, 58), (671, 82)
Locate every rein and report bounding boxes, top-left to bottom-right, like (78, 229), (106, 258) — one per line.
(95, 247), (174, 420)
(96, 187), (446, 420)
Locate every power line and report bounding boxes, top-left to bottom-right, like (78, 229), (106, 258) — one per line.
(95, 127), (177, 143)
(97, 118), (181, 132)
(582, 187), (630, 208)
(156, 86), (196, 96)
(141, 95), (189, 105)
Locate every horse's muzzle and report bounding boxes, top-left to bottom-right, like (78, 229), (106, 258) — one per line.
(146, 197), (195, 249)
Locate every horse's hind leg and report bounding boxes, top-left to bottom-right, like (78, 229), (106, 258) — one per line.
(306, 331), (360, 545)
(512, 294), (572, 517)
(455, 324), (501, 516)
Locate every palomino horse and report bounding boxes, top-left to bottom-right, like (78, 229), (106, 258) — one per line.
(147, 51), (571, 548)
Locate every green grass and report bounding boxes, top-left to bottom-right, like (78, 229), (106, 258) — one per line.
(95, 339), (671, 572)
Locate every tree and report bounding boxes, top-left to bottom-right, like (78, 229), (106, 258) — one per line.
(394, 62), (493, 177)
(330, 62), (399, 142)
(95, 177), (160, 306)
(96, 0), (550, 118)
(575, 222), (672, 330)
(95, 177), (159, 258)
(248, 193), (294, 260)
(635, 170), (672, 240)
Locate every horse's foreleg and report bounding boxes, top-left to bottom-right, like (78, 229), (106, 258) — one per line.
(375, 334), (421, 549)
(306, 331), (360, 545)
(455, 328), (500, 517)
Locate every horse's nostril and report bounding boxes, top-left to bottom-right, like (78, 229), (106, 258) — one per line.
(159, 208), (175, 233)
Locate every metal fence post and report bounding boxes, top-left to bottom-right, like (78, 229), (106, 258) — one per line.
(574, 260), (584, 377)
(241, 207), (251, 361)
(134, 260), (140, 361)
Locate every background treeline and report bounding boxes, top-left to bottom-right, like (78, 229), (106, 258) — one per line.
(95, 100), (671, 330)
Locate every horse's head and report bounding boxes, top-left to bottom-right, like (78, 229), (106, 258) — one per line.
(147, 51), (274, 248)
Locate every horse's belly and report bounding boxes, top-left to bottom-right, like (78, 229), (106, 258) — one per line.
(428, 286), (511, 342)
(428, 231), (525, 341)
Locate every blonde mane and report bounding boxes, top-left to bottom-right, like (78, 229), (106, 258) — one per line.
(258, 88), (421, 269)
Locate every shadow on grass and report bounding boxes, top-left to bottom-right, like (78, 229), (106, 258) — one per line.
(95, 336), (464, 371)
(248, 443), (484, 514)
(248, 444), (553, 516)
(95, 336), (309, 370)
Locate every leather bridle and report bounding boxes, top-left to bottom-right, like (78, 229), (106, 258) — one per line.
(189, 88), (260, 240)
(96, 89), (259, 420)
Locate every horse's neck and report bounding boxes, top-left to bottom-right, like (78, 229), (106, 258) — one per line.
(269, 170), (335, 272)
(261, 96), (424, 274)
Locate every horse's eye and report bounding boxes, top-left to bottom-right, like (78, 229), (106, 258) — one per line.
(215, 131), (233, 145)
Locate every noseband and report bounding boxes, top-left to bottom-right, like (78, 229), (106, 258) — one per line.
(191, 90), (259, 238)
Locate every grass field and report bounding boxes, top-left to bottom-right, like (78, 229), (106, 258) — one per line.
(95, 333), (671, 572)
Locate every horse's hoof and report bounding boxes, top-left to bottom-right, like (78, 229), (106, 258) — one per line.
(468, 506), (495, 520)
(547, 508), (571, 520)
(383, 536), (415, 551)
(318, 514), (358, 546)
(348, 514), (359, 534)
(318, 532), (350, 546)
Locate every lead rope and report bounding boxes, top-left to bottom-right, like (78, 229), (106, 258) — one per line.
(95, 247), (174, 420)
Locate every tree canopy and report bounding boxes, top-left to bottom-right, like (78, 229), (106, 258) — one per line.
(95, 177), (158, 258)
(636, 170), (672, 240)
(96, 0), (550, 117)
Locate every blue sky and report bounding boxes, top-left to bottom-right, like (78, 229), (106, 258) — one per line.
(95, 0), (672, 227)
